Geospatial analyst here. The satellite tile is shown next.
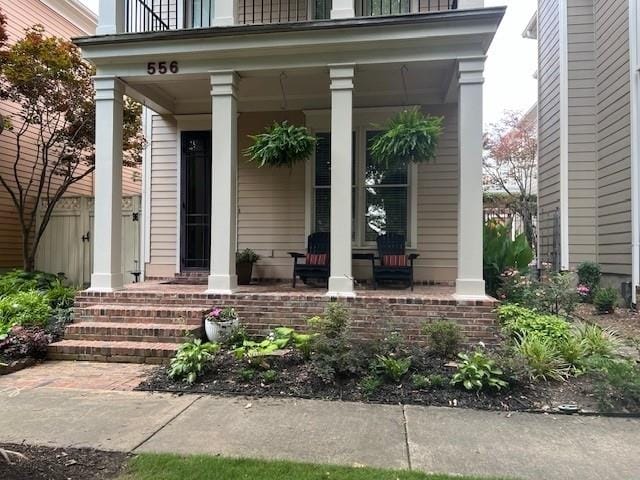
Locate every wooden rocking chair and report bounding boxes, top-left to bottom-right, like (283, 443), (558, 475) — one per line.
(288, 232), (330, 288)
(373, 233), (419, 291)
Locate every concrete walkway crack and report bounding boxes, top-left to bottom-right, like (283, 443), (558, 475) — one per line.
(402, 405), (412, 470)
(130, 394), (203, 453)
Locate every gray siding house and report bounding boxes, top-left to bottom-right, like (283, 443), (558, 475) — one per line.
(536, 0), (640, 304)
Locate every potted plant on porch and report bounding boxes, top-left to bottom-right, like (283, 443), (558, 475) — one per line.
(204, 307), (239, 342)
(244, 121), (315, 168)
(236, 249), (260, 285)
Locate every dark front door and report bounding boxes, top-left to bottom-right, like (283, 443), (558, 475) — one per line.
(181, 131), (211, 271)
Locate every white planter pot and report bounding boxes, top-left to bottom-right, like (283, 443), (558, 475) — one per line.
(204, 317), (239, 343)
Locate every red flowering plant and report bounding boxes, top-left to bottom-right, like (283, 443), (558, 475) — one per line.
(576, 284), (591, 300)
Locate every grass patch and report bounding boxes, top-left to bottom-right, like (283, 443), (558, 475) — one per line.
(121, 453), (513, 480)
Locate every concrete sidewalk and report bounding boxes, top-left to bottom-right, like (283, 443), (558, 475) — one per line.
(1, 386), (639, 480)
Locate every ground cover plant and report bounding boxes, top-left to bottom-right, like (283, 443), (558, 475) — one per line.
(0, 269), (76, 368)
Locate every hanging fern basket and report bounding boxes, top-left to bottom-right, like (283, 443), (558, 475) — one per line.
(244, 121), (316, 168)
(368, 108), (444, 169)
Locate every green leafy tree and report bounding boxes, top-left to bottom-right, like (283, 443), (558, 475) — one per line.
(0, 19), (143, 271)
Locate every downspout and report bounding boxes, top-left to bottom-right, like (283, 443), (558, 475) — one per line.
(629, 0), (639, 306)
(559, 0), (570, 270)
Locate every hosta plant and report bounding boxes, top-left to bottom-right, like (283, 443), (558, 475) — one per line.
(244, 121), (315, 168)
(451, 350), (508, 391)
(369, 108), (443, 168)
(375, 355), (411, 383)
(168, 339), (220, 384)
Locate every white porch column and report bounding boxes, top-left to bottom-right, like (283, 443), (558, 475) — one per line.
(207, 71), (239, 294)
(97, 0), (125, 35)
(90, 77), (125, 292)
(331, 0), (355, 19)
(455, 58), (486, 299)
(213, 0), (239, 26)
(327, 65), (355, 297)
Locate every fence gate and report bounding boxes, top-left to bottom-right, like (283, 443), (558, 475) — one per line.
(35, 196), (141, 287)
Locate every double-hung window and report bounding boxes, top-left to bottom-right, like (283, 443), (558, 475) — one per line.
(312, 128), (412, 247)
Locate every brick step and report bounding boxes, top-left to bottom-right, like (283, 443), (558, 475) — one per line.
(77, 304), (208, 325)
(76, 296), (213, 308)
(64, 322), (201, 343)
(47, 339), (179, 364)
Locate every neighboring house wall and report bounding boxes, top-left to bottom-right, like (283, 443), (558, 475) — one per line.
(595, 0), (632, 279)
(537, 0), (633, 281)
(537, 0), (562, 265)
(567, 0), (597, 266)
(145, 103), (460, 283)
(0, 0), (141, 270)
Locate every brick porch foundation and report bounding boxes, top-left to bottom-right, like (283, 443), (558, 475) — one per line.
(48, 282), (499, 364)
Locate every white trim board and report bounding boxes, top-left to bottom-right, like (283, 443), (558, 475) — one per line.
(558, 0), (570, 270)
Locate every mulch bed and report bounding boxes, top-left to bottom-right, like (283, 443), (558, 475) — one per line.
(136, 349), (602, 413)
(0, 443), (130, 480)
(575, 304), (640, 346)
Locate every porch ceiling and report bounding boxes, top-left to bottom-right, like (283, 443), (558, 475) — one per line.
(124, 60), (456, 113)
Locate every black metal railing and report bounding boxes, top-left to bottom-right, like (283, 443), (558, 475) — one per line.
(355, 0), (456, 16)
(125, 0), (177, 32)
(124, 0), (458, 33)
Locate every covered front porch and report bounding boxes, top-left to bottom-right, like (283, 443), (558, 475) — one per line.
(79, 9), (503, 300)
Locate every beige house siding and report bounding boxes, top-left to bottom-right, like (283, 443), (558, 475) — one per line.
(415, 103), (458, 283)
(146, 104), (460, 283)
(567, 0), (597, 266)
(0, 0), (141, 270)
(595, 0), (632, 278)
(537, 0), (562, 264)
(146, 114), (178, 278)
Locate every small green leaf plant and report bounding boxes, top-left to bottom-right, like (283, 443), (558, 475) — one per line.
(594, 287), (618, 314)
(369, 108), (443, 168)
(244, 121), (316, 168)
(374, 355), (411, 383)
(168, 339), (220, 384)
(451, 349), (508, 391)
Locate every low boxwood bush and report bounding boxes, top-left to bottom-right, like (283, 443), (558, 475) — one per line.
(594, 287), (618, 314)
(497, 304), (571, 342)
(0, 291), (51, 336)
(422, 319), (462, 358)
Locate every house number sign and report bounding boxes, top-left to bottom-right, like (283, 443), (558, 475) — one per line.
(147, 61), (179, 75)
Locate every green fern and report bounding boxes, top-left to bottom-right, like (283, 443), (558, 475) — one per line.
(369, 108), (443, 168)
(244, 121), (316, 168)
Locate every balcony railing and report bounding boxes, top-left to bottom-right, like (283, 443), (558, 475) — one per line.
(125, 0), (458, 33)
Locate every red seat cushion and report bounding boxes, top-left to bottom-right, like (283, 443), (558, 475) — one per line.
(382, 254), (408, 267)
(306, 253), (328, 266)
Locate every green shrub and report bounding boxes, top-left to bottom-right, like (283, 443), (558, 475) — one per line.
(589, 358), (640, 412)
(594, 287), (618, 314)
(411, 374), (431, 390)
(497, 304), (571, 342)
(236, 249), (260, 264)
(0, 291), (51, 336)
(576, 262), (601, 302)
(308, 303), (368, 383)
(223, 324), (248, 349)
(45, 279), (76, 310)
(375, 355), (411, 383)
(168, 339), (220, 384)
(427, 374), (446, 388)
(239, 368), (255, 381)
(513, 334), (569, 382)
(575, 323), (619, 357)
(528, 272), (579, 316)
(261, 369), (278, 384)
(359, 375), (383, 396)
(451, 350), (508, 391)
(483, 221), (534, 296)
(422, 319), (462, 358)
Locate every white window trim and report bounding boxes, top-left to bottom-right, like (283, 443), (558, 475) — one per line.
(303, 106), (419, 250)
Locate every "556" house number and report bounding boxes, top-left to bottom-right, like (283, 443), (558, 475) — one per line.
(147, 61), (179, 75)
